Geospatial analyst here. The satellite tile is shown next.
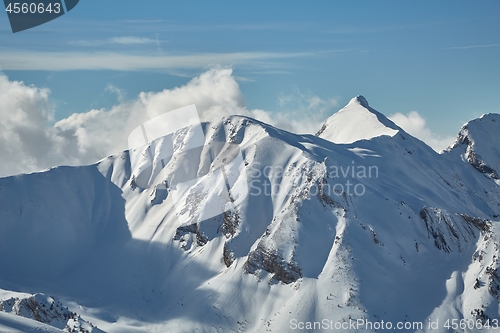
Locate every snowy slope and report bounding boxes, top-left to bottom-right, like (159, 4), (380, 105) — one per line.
(0, 97), (499, 332)
(0, 311), (65, 333)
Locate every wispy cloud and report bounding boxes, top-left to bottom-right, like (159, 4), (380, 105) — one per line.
(323, 21), (440, 35)
(164, 70), (195, 78)
(105, 84), (126, 103)
(250, 70), (292, 75)
(0, 51), (309, 71)
(110, 36), (161, 45)
(133, 22), (303, 32)
(445, 43), (500, 50)
(69, 36), (164, 47)
(234, 76), (255, 82)
(124, 19), (166, 24)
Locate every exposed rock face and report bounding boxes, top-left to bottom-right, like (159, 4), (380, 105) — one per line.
(486, 266), (500, 299)
(244, 244), (302, 284)
(222, 210), (240, 238)
(173, 223), (208, 250)
(449, 114), (500, 180)
(419, 207), (491, 253)
(221, 210), (241, 267)
(455, 131), (499, 180)
(223, 242), (236, 267)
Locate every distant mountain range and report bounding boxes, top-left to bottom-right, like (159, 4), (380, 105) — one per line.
(0, 96), (499, 332)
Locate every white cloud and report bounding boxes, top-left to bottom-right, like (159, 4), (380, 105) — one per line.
(0, 51), (307, 71)
(0, 74), (69, 177)
(0, 69), (458, 178)
(69, 36), (164, 47)
(445, 43), (500, 50)
(105, 84), (126, 103)
(109, 37), (160, 45)
(388, 111), (455, 152)
(0, 68), (335, 177)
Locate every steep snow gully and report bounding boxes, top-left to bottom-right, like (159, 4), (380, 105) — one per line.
(0, 96), (499, 332)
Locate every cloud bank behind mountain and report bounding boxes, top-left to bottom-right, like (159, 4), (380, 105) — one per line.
(0, 68), (453, 177)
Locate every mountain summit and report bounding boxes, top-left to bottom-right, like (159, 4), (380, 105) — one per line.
(448, 113), (500, 180)
(316, 95), (400, 144)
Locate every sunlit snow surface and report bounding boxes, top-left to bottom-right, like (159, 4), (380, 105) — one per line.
(316, 96), (399, 143)
(0, 97), (499, 332)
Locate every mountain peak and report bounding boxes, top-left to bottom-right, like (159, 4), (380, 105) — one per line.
(448, 113), (500, 179)
(349, 95), (369, 108)
(316, 95), (399, 144)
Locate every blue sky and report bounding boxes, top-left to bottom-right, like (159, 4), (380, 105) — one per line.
(0, 0), (499, 162)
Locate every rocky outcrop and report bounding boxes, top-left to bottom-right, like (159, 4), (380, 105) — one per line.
(173, 223), (208, 250)
(419, 208), (489, 253)
(460, 133), (498, 179)
(244, 244), (302, 284)
(0, 293), (102, 333)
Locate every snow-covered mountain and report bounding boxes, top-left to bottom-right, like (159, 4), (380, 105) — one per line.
(0, 96), (499, 332)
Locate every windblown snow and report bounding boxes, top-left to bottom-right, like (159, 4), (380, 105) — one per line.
(0, 96), (499, 332)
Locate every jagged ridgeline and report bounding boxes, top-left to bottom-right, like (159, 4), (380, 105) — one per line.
(0, 96), (499, 332)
